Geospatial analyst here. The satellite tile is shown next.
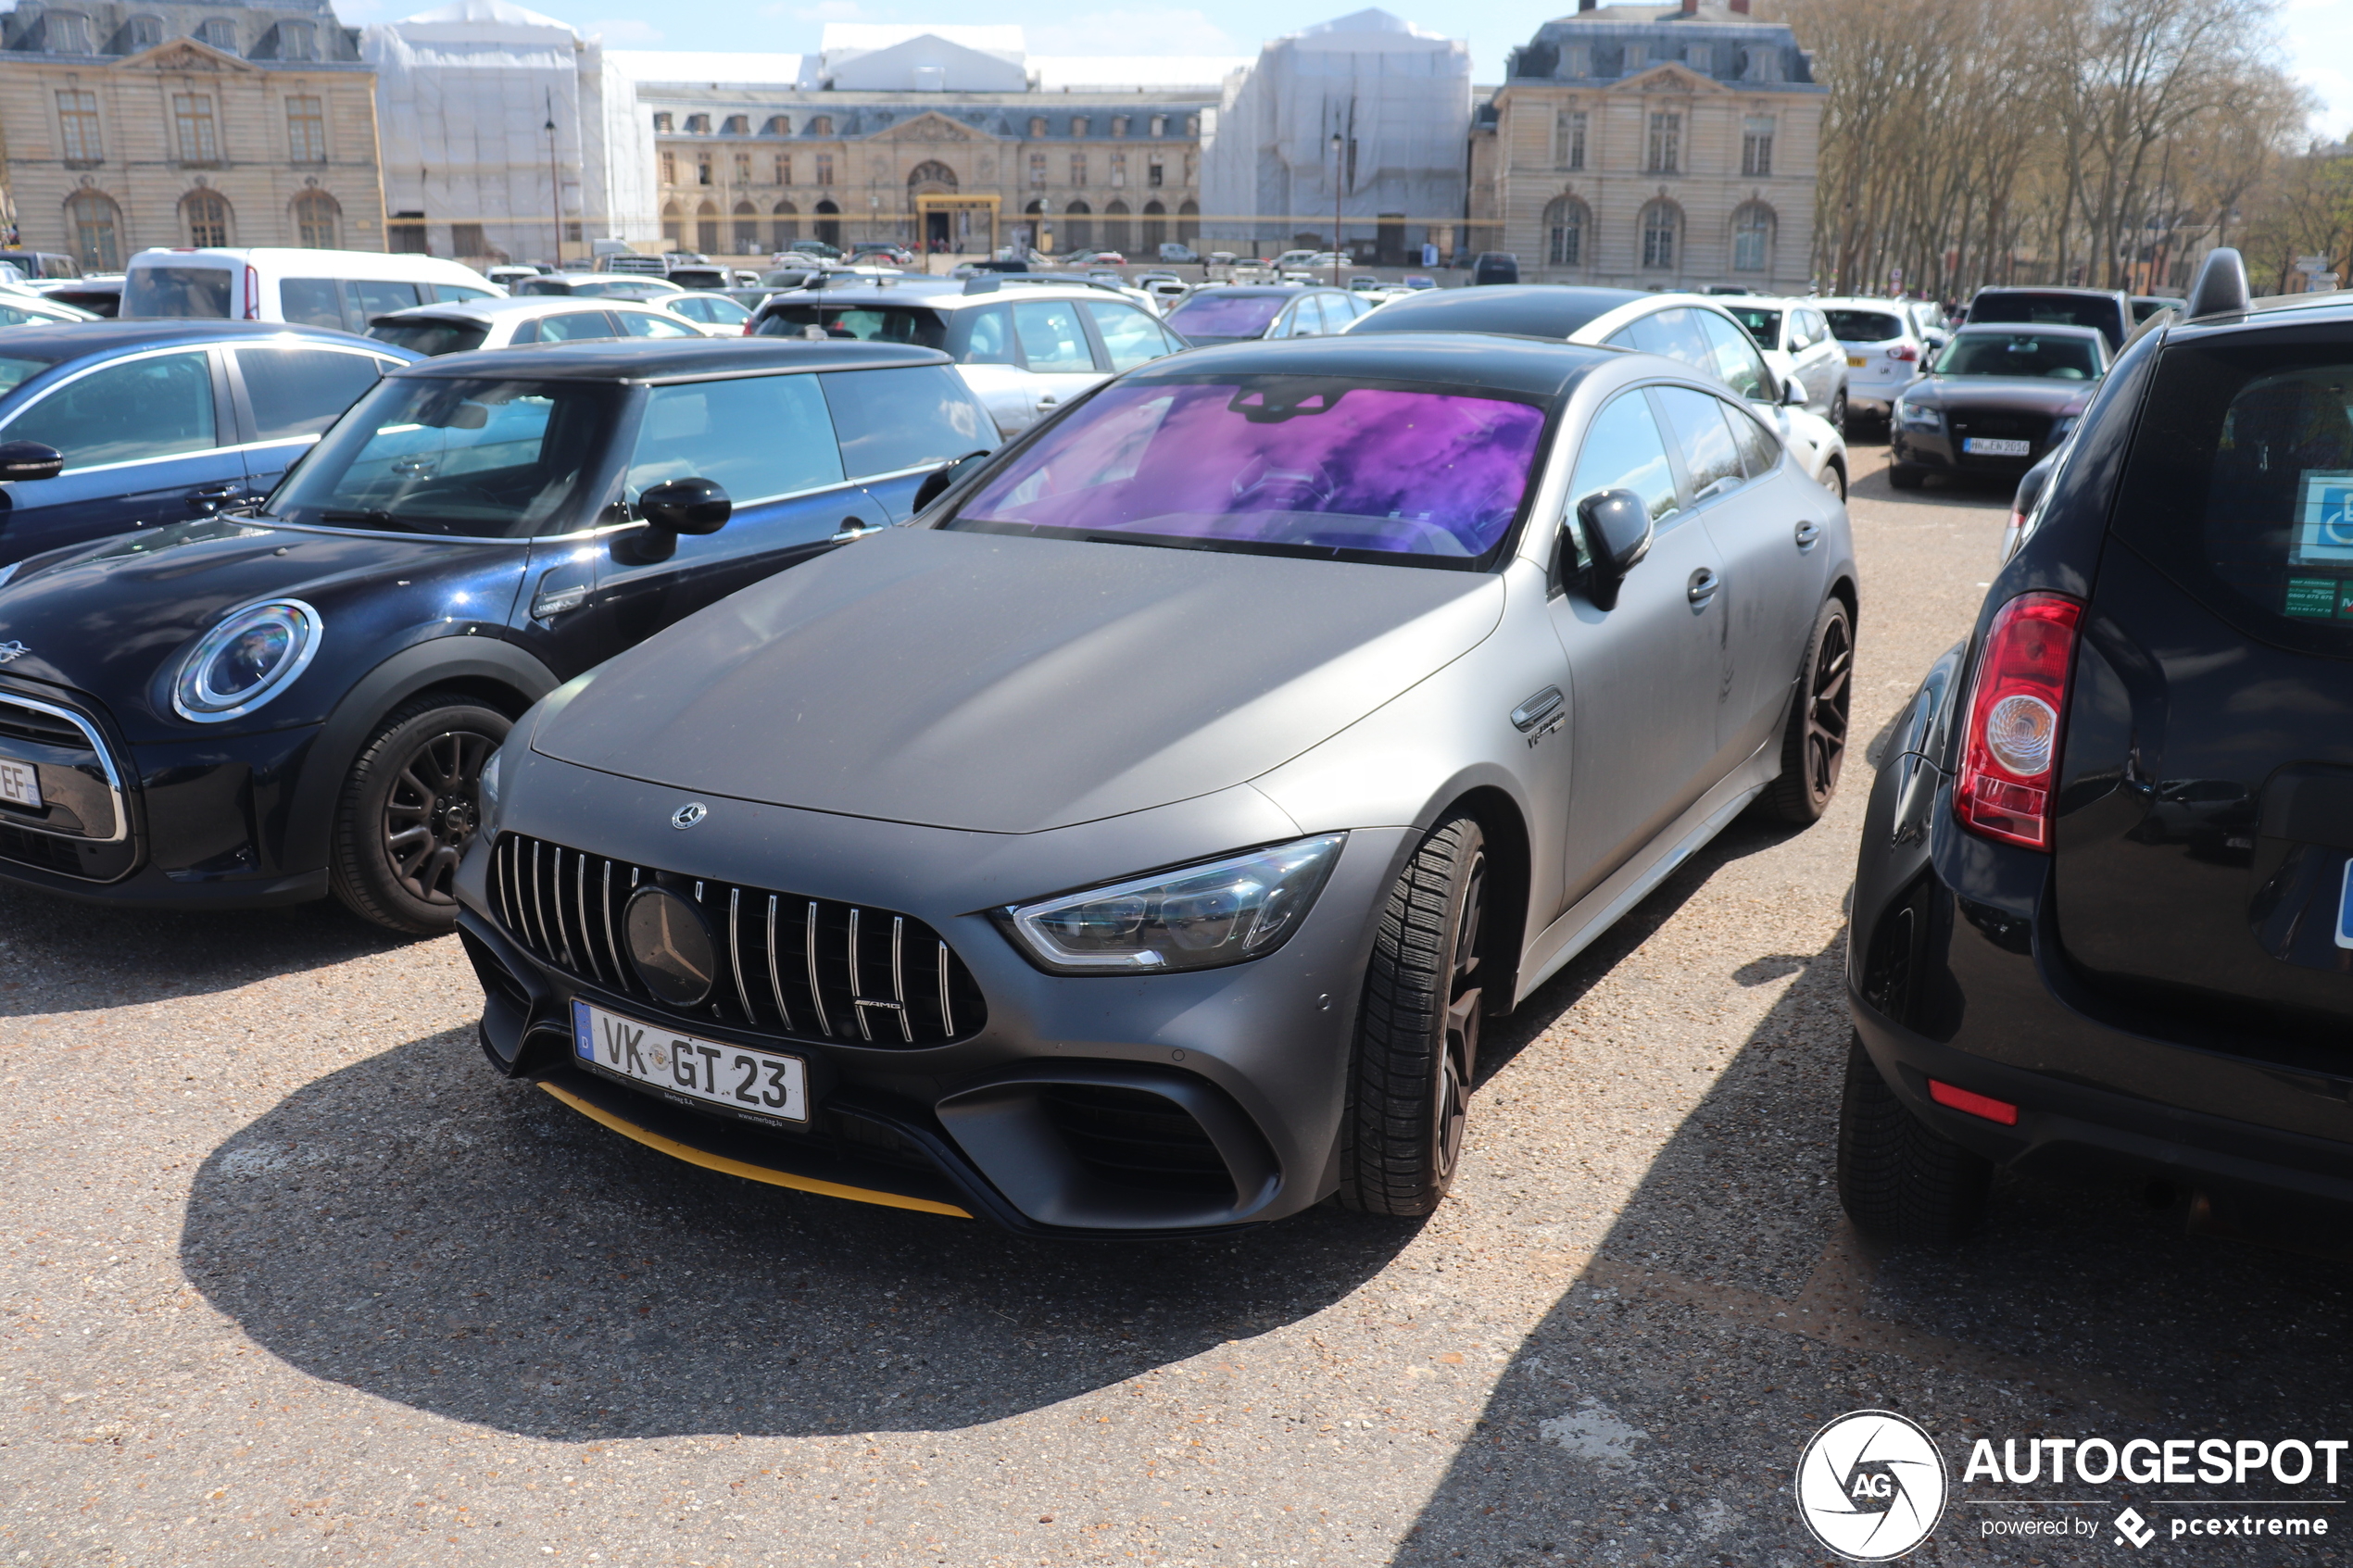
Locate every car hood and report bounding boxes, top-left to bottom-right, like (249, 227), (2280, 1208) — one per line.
(1909, 376), (2093, 415)
(532, 527), (1505, 834)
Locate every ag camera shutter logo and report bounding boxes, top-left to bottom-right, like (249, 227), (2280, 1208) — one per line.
(1795, 1410), (1948, 1561)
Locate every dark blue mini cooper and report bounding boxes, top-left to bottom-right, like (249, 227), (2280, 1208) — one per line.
(0, 321), (417, 565)
(0, 338), (994, 933)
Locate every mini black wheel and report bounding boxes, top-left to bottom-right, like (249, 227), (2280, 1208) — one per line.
(1836, 1034), (1993, 1243)
(1757, 596), (1853, 826)
(1338, 815), (1489, 1217)
(330, 696), (510, 935)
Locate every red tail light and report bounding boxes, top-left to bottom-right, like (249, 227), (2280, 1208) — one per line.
(1955, 592), (2082, 849)
(1929, 1079), (2019, 1125)
(1890, 344), (1919, 362)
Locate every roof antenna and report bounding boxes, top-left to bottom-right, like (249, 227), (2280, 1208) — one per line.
(2185, 246), (2249, 321)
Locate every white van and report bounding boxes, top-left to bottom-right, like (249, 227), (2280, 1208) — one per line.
(120, 248), (504, 332)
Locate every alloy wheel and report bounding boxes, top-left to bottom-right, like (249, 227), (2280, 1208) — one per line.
(382, 725), (497, 906)
(1805, 610), (1854, 802)
(1435, 849), (1486, 1186)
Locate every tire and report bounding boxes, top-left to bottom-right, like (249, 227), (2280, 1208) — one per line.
(1830, 387), (1849, 433)
(1836, 1034), (1993, 1243)
(1756, 596), (1854, 826)
(1888, 463), (1925, 490)
(1821, 459), (1848, 503)
(330, 696), (511, 936)
(1338, 816), (1489, 1217)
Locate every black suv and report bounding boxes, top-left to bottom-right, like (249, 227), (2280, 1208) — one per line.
(1844, 252), (2353, 1248)
(1963, 284), (2134, 354)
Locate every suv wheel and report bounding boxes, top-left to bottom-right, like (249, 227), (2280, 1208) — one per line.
(1757, 596), (1853, 825)
(1339, 816), (1488, 1217)
(330, 695), (510, 936)
(1836, 1035), (1993, 1242)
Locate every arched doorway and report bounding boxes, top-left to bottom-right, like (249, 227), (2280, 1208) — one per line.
(695, 200), (720, 257)
(1103, 200), (1131, 254)
(661, 200), (682, 247)
(773, 200), (799, 250)
(1177, 199), (1198, 250)
(907, 159), (958, 251)
(1062, 200), (1090, 250)
(1141, 200), (1165, 255)
(814, 199), (840, 249)
(733, 201), (760, 255)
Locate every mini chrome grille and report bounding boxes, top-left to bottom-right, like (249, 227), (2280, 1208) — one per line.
(0, 697), (87, 749)
(489, 832), (987, 1047)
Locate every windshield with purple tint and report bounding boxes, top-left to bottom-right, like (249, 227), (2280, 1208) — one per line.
(1164, 294), (1290, 340)
(946, 380), (1549, 566)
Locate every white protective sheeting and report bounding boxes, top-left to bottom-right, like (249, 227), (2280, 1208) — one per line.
(1201, 7), (1470, 250)
(365, 1), (659, 260)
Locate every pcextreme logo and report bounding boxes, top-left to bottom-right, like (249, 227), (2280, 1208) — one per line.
(1795, 1410), (1949, 1562)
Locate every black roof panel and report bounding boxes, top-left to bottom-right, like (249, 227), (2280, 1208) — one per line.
(392, 337), (949, 381)
(1345, 285), (1646, 342)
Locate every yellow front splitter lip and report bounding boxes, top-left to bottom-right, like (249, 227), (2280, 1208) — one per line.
(538, 1080), (973, 1220)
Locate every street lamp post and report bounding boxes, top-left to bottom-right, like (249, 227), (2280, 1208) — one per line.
(1329, 132), (1343, 287)
(545, 92), (563, 269)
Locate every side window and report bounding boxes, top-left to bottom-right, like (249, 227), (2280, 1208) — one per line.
(238, 347), (383, 441)
(280, 278), (343, 330)
(960, 305), (1017, 365)
(1726, 401), (1783, 479)
(619, 311), (698, 338)
(1083, 300), (1176, 371)
(346, 280), (422, 331)
(1694, 311), (1773, 402)
(626, 374), (844, 501)
(819, 365), (995, 479)
(5, 351), (217, 468)
(1567, 390), (1680, 556)
(1655, 385), (1747, 503)
(1013, 300), (1093, 371)
(537, 310), (618, 342)
(0, 304), (38, 327)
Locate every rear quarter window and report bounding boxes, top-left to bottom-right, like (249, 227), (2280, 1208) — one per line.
(2113, 334), (2353, 655)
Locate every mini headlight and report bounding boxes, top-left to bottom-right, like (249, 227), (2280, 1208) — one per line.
(171, 598), (323, 722)
(1001, 833), (1347, 974)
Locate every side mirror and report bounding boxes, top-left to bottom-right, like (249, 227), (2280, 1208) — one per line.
(638, 477), (731, 535)
(0, 441), (65, 483)
(1576, 488), (1653, 611)
(912, 449), (991, 514)
(1779, 376), (1807, 408)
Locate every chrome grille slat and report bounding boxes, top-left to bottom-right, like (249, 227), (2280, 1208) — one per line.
(489, 833), (980, 1048)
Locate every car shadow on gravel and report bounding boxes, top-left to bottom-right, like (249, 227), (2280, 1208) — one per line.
(177, 1021), (1422, 1442)
(1389, 937), (2353, 1564)
(0, 884), (416, 1019)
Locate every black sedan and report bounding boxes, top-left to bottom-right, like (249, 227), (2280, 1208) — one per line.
(1886, 323), (2108, 489)
(1843, 250), (2353, 1248)
(0, 339), (993, 933)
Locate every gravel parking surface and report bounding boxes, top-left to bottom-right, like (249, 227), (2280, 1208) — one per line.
(5, 442), (2348, 1566)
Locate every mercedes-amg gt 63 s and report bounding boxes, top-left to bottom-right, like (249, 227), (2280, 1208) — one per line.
(457, 332), (1857, 1236)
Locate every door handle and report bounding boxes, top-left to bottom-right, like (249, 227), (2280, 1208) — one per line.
(1794, 521), (1822, 549)
(1038, 394), (1059, 408)
(1687, 567), (1720, 607)
(829, 517), (885, 544)
(186, 483), (242, 514)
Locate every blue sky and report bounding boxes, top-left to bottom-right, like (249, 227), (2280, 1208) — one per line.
(338, 0), (2350, 140)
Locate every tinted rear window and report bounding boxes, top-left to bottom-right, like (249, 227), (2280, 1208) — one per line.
(122, 265), (233, 319)
(1825, 309), (1904, 343)
(368, 320), (488, 356)
(1163, 293), (1288, 339)
(2112, 335), (2353, 655)
(754, 304), (948, 351)
(1969, 293), (2122, 340)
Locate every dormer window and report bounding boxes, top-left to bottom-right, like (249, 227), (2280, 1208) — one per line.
(763, 115), (789, 134)
(1744, 47), (1782, 82)
(278, 19), (314, 59)
(47, 12), (93, 52)
(1071, 116), (1089, 137)
(653, 112), (673, 132)
(196, 18), (235, 52)
(126, 16), (161, 50)
(1564, 44), (1589, 76)
(1622, 43), (1644, 73)
(1111, 116), (1129, 137)
(1684, 44), (1710, 73)
(809, 115), (832, 135)
(1150, 115), (1165, 137)
(1029, 116), (1047, 137)
(723, 115), (749, 134)
(685, 114), (711, 134)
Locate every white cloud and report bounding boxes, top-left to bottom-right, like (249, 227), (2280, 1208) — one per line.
(1027, 9), (1239, 56)
(586, 17), (665, 44)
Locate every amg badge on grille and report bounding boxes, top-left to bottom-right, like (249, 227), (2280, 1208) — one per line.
(670, 802), (707, 830)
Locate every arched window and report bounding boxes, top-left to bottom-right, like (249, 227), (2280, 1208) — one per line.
(906, 160), (957, 192)
(1731, 202), (1774, 274)
(722, 115), (748, 135)
(1141, 199), (1165, 253)
(733, 200), (760, 253)
(1102, 199), (1130, 252)
(772, 199), (798, 247)
(182, 188), (231, 247)
(696, 200), (720, 256)
(292, 190), (339, 249)
(661, 200), (682, 245)
(763, 115), (789, 135)
(65, 190), (120, 270)
(1543, 195), (1589, 268)
(1640, 200), (1680, 270)
(813, 198), (839, 248)
(1063, 199), (1091, 249)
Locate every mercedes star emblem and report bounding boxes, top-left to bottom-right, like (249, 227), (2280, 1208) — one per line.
(670, 802), (708, 830)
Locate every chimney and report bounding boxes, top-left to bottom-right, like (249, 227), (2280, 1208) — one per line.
(1730, 0), (1750, 11)
(1681, 0), (1700, 14)
(1579, 0), (1596, 10)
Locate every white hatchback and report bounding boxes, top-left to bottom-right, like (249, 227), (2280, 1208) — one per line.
(1814, 297), (1934, 420)
(363, 295), (714, 357)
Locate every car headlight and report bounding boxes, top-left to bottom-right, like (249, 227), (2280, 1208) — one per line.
(170, 598), (323, 722)
(1895, 398), (1944, 431)
(1000, 833), (1347, 974)
(478, 744), (503, 823)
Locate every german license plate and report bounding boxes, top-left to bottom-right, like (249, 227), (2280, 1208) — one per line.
(1846, 355), (1866, 368)
(0, 756), (39, 810)
(571, 999), (809, 1123)
(1964, 437), (2032, 457)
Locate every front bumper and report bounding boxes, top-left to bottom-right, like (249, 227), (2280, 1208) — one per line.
(456, 755), (1414, 1238)
(1889, 422), (2052, 477)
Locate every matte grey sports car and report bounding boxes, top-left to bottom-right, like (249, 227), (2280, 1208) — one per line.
(455, 332), (1857, 1236)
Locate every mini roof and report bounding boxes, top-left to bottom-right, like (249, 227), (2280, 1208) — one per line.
(1122, 331), (1618, 401)
(390, 337), (949, 380)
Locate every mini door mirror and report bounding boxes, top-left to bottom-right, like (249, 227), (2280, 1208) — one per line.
(1577, 487), (1653, 611)
(0, 441), (65, 483)
(1780, 375), (1807, 407)
(911, 449), (991, 514)
(638, 477), (731, 535)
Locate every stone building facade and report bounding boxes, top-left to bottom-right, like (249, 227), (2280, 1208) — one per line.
(1468, 1), (1821, 290)
(0, 0), (386, 269)
(624, 29), (1240, 259)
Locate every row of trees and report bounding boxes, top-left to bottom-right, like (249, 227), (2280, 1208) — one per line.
(1770, 0), (2337, 299)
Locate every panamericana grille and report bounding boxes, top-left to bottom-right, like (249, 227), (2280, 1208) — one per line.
(0, 696), (91, 750)
(489, 833), (987, 1047)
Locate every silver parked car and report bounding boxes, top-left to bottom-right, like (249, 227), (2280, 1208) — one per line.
(455, 333), (1857, 1236)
